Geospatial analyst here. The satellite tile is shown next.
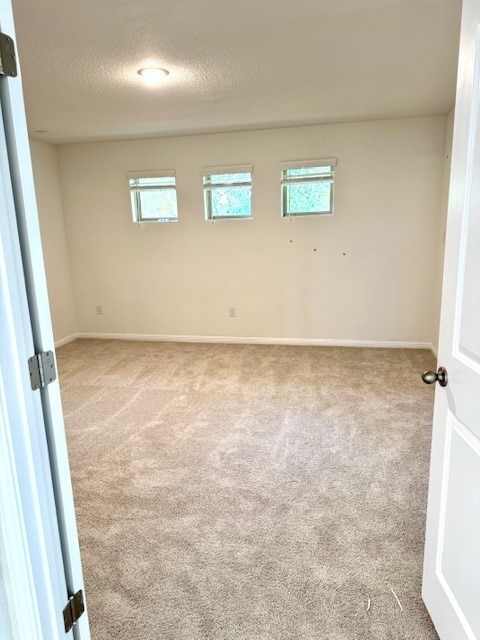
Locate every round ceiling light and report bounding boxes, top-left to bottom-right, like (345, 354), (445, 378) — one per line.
(137, 67), (169, 85)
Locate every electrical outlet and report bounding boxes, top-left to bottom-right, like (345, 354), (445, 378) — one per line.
(96, 305), (103, 315)
(228, 306), (236, 318)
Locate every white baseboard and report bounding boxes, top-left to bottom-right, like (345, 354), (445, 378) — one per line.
(76, 332), (433, 350)
(430, 344), (438, 358)
(54, 333), (78, 348)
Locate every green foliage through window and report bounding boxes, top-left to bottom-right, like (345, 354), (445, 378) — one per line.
(203, 171), (252, 219)
(129, 175), (178, 222)
(281, 165), (335, 217)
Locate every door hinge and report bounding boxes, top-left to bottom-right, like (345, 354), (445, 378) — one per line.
(28, 351), (57, 390)
(63, 590), (85, 633)
(0, 33), (17, 77)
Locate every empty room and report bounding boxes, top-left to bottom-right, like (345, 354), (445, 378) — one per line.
(2, 0), (479, 639)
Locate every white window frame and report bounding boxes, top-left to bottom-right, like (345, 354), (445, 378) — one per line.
(201, 164), (253, 221)
(280, 158), (337, 218)
(127, 170), (178, 223)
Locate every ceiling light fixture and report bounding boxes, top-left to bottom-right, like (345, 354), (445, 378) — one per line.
(137, 67), (169, 86)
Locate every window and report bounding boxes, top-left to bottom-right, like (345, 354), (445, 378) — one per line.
(202, 165), (253, 220)
(281, 159), (337, 217)
(128, 171), (178, 222)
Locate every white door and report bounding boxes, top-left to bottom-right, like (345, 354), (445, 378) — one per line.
(0, 0), (90, 638)
(0, 110), (45, 640)
(422, 0), (480, 638)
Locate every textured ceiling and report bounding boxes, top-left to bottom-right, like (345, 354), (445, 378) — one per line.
(12, 0), (462, 144)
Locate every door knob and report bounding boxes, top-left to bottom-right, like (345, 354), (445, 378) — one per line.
(422, 366), (448, 387)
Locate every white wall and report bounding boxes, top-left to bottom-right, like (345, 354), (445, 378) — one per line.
(431, 109), (454, 354)
(57, 116), (446, 345)
(30, 139), (77, 344)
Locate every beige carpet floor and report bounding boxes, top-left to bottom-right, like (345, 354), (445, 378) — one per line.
(57, 339), (439, 640)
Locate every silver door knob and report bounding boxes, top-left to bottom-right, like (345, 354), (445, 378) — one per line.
(422, 366), (448, 387)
